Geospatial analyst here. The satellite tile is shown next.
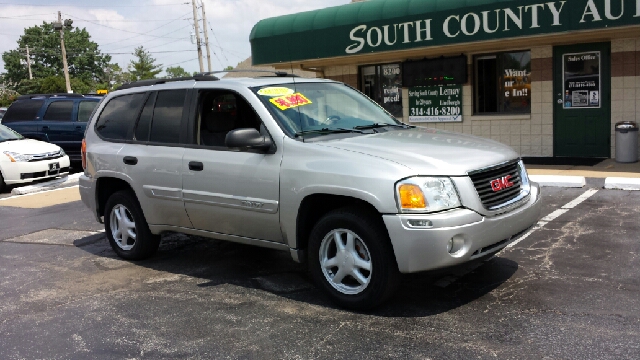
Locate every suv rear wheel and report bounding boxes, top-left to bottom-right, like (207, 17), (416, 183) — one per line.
(104, 190), (160, 260)
(308, 208), (400, 310)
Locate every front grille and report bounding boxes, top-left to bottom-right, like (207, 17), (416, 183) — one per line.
(469, 160), (522, 209)
(28, 151), (64, 162)
(20, 171), (47, 180)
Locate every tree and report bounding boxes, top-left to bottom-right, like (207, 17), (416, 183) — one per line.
(1, 22), (111, 89)
(40, 76), (92, 94)
(128, 46), (162, 81)
(165, 66), (190, 79)
(224, 65), (234, 71)
(95, 63), (131, 91)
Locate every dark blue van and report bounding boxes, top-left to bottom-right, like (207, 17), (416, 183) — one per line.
(2, 94), (102, 162)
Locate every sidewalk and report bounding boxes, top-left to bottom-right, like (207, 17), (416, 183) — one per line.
(527, 158), (640, 178)
(526, 159), (640, 190)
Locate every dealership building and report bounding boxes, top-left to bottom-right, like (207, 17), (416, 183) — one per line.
(250, 0), (640, 159)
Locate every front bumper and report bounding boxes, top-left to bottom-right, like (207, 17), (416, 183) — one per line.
(384, 183), (541, 273)
(2, 156), (71, 185)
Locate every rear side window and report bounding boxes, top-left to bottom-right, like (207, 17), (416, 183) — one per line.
(95, 93), (146, 141)
(2, 100), (44, 122)
(134, 93), (156, 142)
(149, 90), (186, 144)
(43, 100), (74, 121)
(78, 100), (99, 122)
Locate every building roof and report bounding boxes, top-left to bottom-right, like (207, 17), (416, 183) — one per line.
(224, 56), (316, 78)
(250, 0), (640, 65)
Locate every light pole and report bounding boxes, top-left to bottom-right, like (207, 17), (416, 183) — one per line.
(53, 11), (73, 93)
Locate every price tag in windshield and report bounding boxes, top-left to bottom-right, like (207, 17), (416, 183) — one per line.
(269, 93), (312, 110)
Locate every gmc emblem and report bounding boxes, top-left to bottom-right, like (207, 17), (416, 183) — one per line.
(490, 175), (514, 192)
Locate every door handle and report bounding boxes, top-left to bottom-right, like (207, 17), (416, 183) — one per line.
(75, 126), (82, 130)
(188, 161), (204, 171)
(42, 126), (49, 130)
(123, 156), (138, 165)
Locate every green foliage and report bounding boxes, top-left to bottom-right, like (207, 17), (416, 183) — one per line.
(224, 65), (234, 71)
(128, 46), (162, 81)
(165, 66), (190, 79)
(96, 63), (131, 91)
(1, 22), (111, 91)
(38, 76), (92, 94)
(0, 88), (19, 107)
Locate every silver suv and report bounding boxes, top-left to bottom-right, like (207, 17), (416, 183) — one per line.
(80, 73), (541, 309)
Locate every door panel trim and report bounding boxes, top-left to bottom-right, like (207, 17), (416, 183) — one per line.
(182, 189), (279, 214)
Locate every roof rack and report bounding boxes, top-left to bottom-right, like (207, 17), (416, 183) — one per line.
(17, 93), (86, 100)
(196, 70), (298, 77)
(117, 75), (219, 90)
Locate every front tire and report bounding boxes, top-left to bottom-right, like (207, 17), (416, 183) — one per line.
(308, 208), (400, 310)
(104, 190), (160, 260)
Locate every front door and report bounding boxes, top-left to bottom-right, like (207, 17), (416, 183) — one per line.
(553, 42), (610, 158)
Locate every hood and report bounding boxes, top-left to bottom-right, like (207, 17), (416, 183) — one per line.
(317, 127), (518, 176)
(0, 138), (62, 155)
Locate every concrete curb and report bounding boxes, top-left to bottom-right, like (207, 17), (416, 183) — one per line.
(604, 177), (640, 190)
(11, 173), (82, 195)
(529, 175), (586, 188)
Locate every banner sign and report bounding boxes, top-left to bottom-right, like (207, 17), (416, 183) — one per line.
(408, 85), (462, 123)
(563, 51), (600, 108)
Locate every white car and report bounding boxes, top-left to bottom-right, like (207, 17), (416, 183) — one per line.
(0, 124), (70, 192)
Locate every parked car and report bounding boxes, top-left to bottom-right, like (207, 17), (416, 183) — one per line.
(0, 124), (70, 192)
(79, 74), (541, 310)
(0, 107), (7, 122)
(1, 94), (101, 162)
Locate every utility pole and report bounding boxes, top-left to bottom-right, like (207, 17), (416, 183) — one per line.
(200, 1), (212, 72)
(56, 11), (72, 93)
(25, 45), (33, 80)
(191, 0), (204, 73)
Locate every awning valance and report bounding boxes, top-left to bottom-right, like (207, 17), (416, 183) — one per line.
(250, 0), (640, 65)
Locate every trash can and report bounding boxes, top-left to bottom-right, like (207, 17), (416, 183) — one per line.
(615, 121), (638, 163)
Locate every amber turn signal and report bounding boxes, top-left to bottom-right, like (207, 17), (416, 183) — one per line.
(398, 184), (426, 209)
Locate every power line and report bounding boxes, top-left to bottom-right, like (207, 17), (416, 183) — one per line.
(63, 12), (185, 40)
(0, 2), (185, 7)
(104, 23), (192, 52)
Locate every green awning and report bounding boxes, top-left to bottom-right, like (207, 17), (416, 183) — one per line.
(250, 0), (639, 65)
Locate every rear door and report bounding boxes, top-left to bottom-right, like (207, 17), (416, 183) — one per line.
(40, 100), (76, 154)
(119, 89), (192, 228)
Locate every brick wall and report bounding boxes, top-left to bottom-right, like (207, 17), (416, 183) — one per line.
(611, 38), (640, 158)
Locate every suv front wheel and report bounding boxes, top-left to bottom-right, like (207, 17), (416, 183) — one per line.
(308, 208), (400, 310)
(104, 190), (160, 260)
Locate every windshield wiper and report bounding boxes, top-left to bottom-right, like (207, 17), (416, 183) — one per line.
(294, 128), (364, 138)
(353, 123), (411, 130)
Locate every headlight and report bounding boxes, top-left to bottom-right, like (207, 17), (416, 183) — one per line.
(3, 151), (32, 162)
(59, 148), (66, 156)
(396, 177), (461, 213)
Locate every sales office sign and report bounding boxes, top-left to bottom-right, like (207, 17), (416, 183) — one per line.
(343, 0), (640, 55)
(409, 85), (462, 123)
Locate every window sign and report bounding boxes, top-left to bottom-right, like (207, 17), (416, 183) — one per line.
(563, 52), (600, 109)
(408, 84), (462, 123)
(359, 63), (402, 118)
(474, 51), (530, 114)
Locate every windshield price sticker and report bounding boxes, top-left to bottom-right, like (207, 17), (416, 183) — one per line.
(408, 85), (462, 123)
(258, 87), (294, 97)
(269, 93), (313, 110)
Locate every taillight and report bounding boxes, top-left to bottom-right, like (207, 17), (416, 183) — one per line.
(81, 138), (87, 170)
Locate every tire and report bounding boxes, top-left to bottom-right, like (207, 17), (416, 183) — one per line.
(308, 207), (400, 310)
(0, 173), (6, 193)
(104, 190), (160, 260)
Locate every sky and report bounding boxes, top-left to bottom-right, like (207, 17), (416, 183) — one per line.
(0, 0), (348, 77)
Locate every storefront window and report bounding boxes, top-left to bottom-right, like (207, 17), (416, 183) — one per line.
(359, 64), (402, 118)
(474, 51), (531, 114)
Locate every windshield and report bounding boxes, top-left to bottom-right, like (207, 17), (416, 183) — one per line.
(253, 82), (402, 138)
(0, 124), (24, 142)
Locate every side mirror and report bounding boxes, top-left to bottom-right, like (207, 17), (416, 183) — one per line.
(225, 128), (273, 152)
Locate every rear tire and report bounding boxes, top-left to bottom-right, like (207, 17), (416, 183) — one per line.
(104, 190), (160, 260)
(308, 207), (400, 310)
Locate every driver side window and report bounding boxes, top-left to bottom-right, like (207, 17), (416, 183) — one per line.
(196, 91), (265, 148)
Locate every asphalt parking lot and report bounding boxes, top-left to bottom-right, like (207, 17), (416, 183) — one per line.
(1, 186), (639, 359)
